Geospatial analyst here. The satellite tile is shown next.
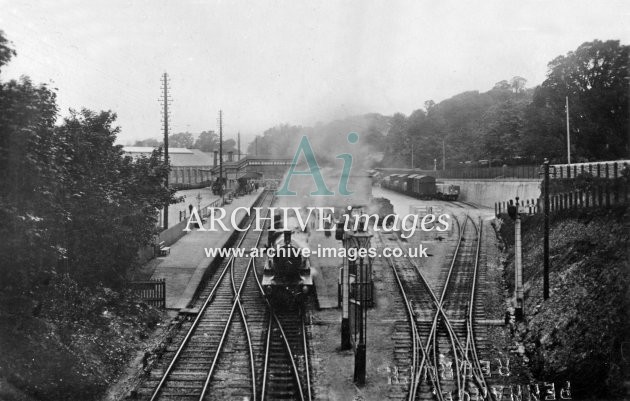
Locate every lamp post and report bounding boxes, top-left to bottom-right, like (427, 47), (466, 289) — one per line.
(508, 197), (524, 321)
(543, 159), (550, 300)
(339, 212), (352, 350)
(348, 220), (372, 385)
(566, 96), (571, 165)
(219, 110), (224, 204)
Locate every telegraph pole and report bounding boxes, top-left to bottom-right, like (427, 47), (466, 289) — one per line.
(237, 132), (241, 161)
(543, 159), (550, 299)
(219, 110), (224, 203)
(508, 198), (524, 319)
(442, 139), (446, 170)
(514, 198), (524, 320)
(566, 96), (571, 165)
(341, 226), (351, 350)
(160, 72), (171, 230)
(336, 212), (352, 350)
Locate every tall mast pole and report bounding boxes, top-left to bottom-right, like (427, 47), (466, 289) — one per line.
(161, 72), (170, 230)
(566, 96), (571, 165)
(219, 110), (223, 201)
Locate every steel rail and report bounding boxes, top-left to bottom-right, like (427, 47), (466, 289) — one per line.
(430, 215), (489, 399)
(301, 306), (312, 401)
(255, 264), (308, 401)
(425, 215), (467, 401)
(400, 214), (464, 400)
(149, 190), (271, 401)
(466, 217), (491, 399)
(199, 191), (272, 400)
(388, 215), (466, 401)
(398, 215), (487, 399)
(379, 234), (421, 401)
(197, 257), (253, 400)
(261, 310), (272, 401)
(252, 209), (310, 401)
(230, 252), (258, 401)
(429, 216), (488, 399)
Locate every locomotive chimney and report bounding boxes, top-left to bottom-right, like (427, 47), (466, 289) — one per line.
(283, 230), (292, 244)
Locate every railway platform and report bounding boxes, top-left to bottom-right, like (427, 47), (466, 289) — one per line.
(309, 229), (344, 309)
(146, 190), (262, 309)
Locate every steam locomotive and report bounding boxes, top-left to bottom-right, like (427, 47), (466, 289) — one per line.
(368, 197), (395, 227)
(262, 215), (313, 305)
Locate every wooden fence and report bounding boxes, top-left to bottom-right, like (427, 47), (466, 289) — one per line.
(382, 160), (629, 181)
(495, 181), (630, 216)
(131, 279), (166, 308)
(408, 165), (540, 179)
(551, 160), (630, 180)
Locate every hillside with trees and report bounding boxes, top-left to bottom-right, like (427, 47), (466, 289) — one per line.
(0, 31), (175, 400)
(380, 40), (628, 168)
(134, 130), (237, 154)
(246, 114), (389, 169)
(137, 40), (628, 171)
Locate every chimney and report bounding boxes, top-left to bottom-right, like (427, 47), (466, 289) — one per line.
(228, 151), (234, 162)
(213, 151), (218, 166)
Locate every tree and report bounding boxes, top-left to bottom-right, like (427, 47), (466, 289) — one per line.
(0, 30), (16, 72)
(382, 113), (409, 168)
(510, 76), (527, 93)
(133, 138), (159, 147)
(479, 99), (526, 160)
(0, 29), (176, 291)
(53, 110), (175, 287)
(246, 124), (303, 157)
(193, 130), (218, 152)
(534, 40), (629, 160)
(0, 32), (59, 290)
(168, 132), (195, 148)
(493, 80), (511, 91)
(223, 138), (236, 153)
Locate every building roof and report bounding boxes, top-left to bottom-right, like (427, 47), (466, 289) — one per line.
(124, 147), (193, 154)
(123, 147), (214, 167)
(414, 175), (436, 182)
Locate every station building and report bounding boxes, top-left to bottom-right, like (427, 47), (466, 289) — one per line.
(123, 147), (220, 189)
(123, 147), (292, 190)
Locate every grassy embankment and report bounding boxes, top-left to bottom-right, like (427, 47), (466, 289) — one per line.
(498, 205), (629, 399)
(0, 277), (164, 401)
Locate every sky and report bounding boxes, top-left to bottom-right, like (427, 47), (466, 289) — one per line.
(0, 0), (628, 147)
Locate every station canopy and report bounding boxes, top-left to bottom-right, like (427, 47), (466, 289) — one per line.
(238, 171), (262, 179)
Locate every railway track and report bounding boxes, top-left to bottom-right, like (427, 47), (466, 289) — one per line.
(137, 190), (312, 401)
(379, 214), (492, 401)
(137, 191), (272, 401)
(252, 220), (312, 401)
